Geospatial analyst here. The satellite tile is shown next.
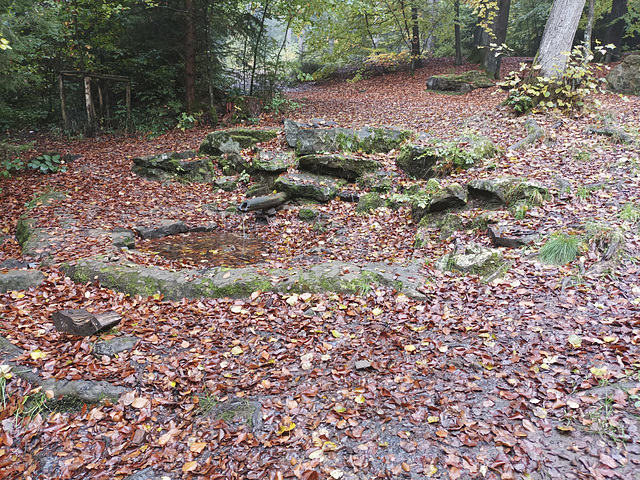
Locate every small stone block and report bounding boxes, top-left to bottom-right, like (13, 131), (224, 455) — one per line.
(355, 360), (372, 370)
(52, 309), (121, 337)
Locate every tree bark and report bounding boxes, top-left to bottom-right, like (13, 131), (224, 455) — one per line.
(484, 0), (511, 79)
(410, 5), (421, 71)
(535, 0), (586, 79)
(250, 0), (270, 96)
(583, 0), (595, 54)
(184, 0), (196, 113)
(454, 0), (462, 65)
(603, 0), (628, 63)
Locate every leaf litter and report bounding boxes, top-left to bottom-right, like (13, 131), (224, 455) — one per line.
(0, 58), (639, 479)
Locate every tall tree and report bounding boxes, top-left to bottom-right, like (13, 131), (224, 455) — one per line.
(454, 0), (462, 65)
(603, 0), (628, 62)
(484, 0), (510, 78)
(535, 0), (586, 78)
(466, 0), (511, 78)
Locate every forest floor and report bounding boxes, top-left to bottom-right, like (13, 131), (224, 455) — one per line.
(1, 58), (640, 480)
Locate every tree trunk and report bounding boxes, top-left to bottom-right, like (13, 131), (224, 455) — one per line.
(411, 5), (421, 71)
(250, 0), (270, 96)
(484, 0), (511, 79)
(184, 0), (196, 113)
(603, 0), (628, 63)
(454, 0), (462, 65)
(535, 0), (586, 79)
(583, 0), (595, 55)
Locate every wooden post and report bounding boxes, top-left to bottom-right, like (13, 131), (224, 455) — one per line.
(59, 74), (69, 130)
(125, 81), (131, 131)
(98, 83), (104, 120)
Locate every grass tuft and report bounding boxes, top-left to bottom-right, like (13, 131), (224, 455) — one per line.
(538, 233), (582, 265)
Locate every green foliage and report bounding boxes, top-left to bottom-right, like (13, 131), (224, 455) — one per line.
(619, 202), (640, 223)
(177, 112), (201, 131)
(0, 365), (11, 408)
(538, 233), (582, 265)
(264, 93), (300, 115)
(27, 154), (67, 174)
(500, 45), (607, 115)
(0, 140), (33, 177)
(434, 143), (480, 176)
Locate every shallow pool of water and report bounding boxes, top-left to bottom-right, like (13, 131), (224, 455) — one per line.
(138, 232), (267, 268)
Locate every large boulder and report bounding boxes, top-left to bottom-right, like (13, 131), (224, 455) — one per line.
(199, 129), (278, 156)
(284, 120), (411, 155)
(435, 243), (508, 282)
(249, 150), (297, 175)
(396, 136), (497, 179)
(274, 172), (345, 202)
(468, 178), (548, 206)
(0, 269), (45, 293)
(426, 70), (494, 93)
(298, 154), (380, 181)
(606, 55), (640, 95)
(395, 145), (439, 180)
(132, 151), (215, 183)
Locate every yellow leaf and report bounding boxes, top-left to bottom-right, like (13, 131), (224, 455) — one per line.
(131, 397), (150, 409)
(330, 470), (344, 479)
(568, 334), (582, 347)
(396, 293), (410, 303)
(427, 416), (439, 423)
(300, 292), (313, 302)
(533, 407), (547, 419)
(556, 425), (575, 433)
(603, 336), (618, 343)
(331, 330), (343, 338)
(30, 350), (47, 360)
(426, 465), (438, 477)
(355, 395), (365, 404)
(567, 399), (579, 409)
(190, 442), (207, 453)
(230, 305), (243, 313)
(372, 307), (383, 316)
(231, 346), (243, 355)
(590, 366), (608, 379)
(309, 449), (323, 459)
(404, 344), (416, 353)
(182, 461), (198, 473)
(286, 294), (299, 306)
(277, 420), (296, 435)
(323, 441), (338, 451)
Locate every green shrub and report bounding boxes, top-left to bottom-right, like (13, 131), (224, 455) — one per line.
(500, 45), (606, 115)
(538, 233), (582, 265)
(0, 140), (33, 177)
(27, 153), (67, 174)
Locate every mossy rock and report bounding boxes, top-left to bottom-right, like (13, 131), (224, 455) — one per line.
(437, 213), (464, 239)
(199, 129), (277, 156)
(435, 243), (508, 282)
(213, 176), (239, 192)
(426, 70), (495, 93)
(298, 154), (380, 181)
(356, 192), (385, 214)
(298, 208), (319, 221)
(16, 217), (37, 246)
(396, 145), (440, 180)
(274, 172), (345, 202)
(24, 191), (67, 211)
(356, 170), (396, 192)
